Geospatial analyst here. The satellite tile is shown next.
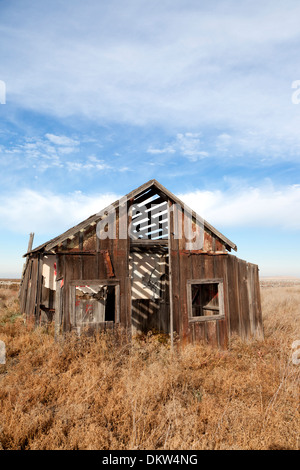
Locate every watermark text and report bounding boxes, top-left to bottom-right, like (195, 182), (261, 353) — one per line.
(291, 340), (300, 365)
(0, 80), (6, 104)
(96, 201), (204, 250)
(0, 340), (6, 364)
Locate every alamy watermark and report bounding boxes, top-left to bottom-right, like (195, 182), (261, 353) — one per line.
(96, 200), (204, 250)
(291, 340), (300, 365)
(0, 340), (6, 365)
(0, 80), (6, 104)
(291, 80), (300, 104)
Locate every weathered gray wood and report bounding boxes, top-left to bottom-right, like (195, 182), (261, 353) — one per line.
(54, 279), (62, 339)
(27, 233), (35, 253)
(188, 314), (225, 323)
(168, 201), (174, 349)
(237, 259), (251, 340)
(34, 255), (43, 324)
(130, 239), (168, 247)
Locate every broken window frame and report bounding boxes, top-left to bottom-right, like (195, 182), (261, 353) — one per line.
(69, 279), (120, 327)
(187, 279), (225, 322)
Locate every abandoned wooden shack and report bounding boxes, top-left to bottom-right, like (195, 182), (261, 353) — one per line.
(19, 179), (263, 348)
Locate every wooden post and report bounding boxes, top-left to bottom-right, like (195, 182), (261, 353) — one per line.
(27, 233), (35, 253)
(168, 201), (174, 351)
(54, 279), (62, 339)
(19, 233), (35, 298)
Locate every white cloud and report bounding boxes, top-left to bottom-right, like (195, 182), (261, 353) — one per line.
(147, 146), (176, 155)
(178, 183), (300, 230)
(65, 158), (111, 171)
(45, 134), (79, 147)
(0, 190), (120, 235)
(176, 133), (209, 161)
(1, 184), (299, 240)
(0, 137), (121, 173)
(2, 0), (300, 159)
(147, 133), (209, 160)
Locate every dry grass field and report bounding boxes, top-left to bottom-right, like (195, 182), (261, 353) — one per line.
(0, 281), (299, 450)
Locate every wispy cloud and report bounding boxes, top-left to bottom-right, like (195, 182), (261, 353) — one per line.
(176, 133), (209, 161)
(147, 133), (209, 161)
(0, 135), (128, 174)
(2, 0), (300, 159)
(147, 145), (176, 155)
(45, 134), (79, 147)
(66, 156), (112, 172)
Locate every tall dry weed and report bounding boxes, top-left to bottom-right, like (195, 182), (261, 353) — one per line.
(0, 286), (299, 450)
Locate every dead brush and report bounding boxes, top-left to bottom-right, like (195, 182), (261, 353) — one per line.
(0, 286), (299, 450)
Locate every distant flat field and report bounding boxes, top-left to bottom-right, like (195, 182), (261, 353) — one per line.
(260, 276), (300, 287)
(0, 279), (21, 286)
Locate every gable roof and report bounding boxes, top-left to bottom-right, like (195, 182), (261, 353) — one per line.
(24, 179), (237, 256)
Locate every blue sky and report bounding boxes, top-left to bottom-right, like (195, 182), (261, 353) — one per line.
(0, 0), (300, 277)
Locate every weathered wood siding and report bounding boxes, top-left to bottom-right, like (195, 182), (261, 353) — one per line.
(19, 255), (41, 323)
(169, 203), (263, 348)
(56, 206), (130, 333)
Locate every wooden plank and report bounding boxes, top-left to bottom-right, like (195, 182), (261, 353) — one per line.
(188, 314), (225, 323)
(68, 279), (121, 287)
(34, 255), (43, 324)
(24, 259), (33, 318)
(20, 260), (30, 314)
(226, 255), (241, 338)
(82, 254), (97, 279)
(193, 321), (206, 344)
(213, 254), (229, 347)
(54, 279), (62, 339)
(237, 258), (251, 340)
(190, 253), (205, 280)
(28, 258), (38, 321)
(130, 239), (168, 247)
(168, 201), (174, 348)
(69, 284), (76, 328)
(123, 201), (131, 329)
(143, 197), (168, 210)
(217, 319), (228, 349)
(100, 250), (115, 278)
(206, 320), (218, 348)
(178, 209), (193, 344)
(169, 204), (181, 336)
(27, 233), (35, 253)
(221, 255), (230, 342)
(253, 265), (263, 339)
(246, 263), (255, 337)
(132, 186), (159, 205)
(187, 277), (224, 284)
(61, 255), (70, 332)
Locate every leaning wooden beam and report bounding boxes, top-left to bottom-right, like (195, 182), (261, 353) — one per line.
(27, 233), (35, 253)
(101, 250), (115, 278)
(19, 233), (35, 295)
